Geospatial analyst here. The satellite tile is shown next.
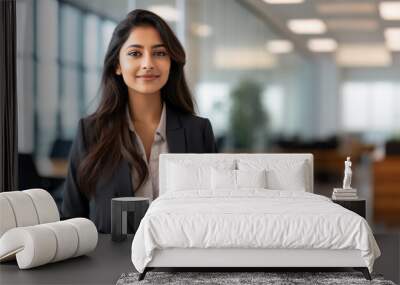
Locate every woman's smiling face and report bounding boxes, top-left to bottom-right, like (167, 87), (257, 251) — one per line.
(116, 26), (171, 96)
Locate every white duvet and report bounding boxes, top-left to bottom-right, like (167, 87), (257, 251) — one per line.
(131, 190), (380, 273)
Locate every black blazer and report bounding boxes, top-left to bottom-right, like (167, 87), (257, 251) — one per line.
(61, 105), (218, 233)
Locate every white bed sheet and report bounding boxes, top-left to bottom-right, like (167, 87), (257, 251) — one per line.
(131, 190), (380, 273)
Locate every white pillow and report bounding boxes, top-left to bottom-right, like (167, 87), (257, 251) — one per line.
(236, 169), (267, 188)
(165, 159), (236, 192)
(167, 162), (211, 191)
(211, 169), (267, 190)
(211, 168), (236, 190)
(238, 159), (307, 191)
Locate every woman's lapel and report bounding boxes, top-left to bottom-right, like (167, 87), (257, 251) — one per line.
(166, 105), (186, 153)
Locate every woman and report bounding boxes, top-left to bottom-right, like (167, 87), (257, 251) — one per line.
(62, 9), (217, 233)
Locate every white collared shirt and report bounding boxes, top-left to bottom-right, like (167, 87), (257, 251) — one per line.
(126, 104), (169, 201)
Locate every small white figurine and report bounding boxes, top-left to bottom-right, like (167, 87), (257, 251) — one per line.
(342, 156), (352, 189)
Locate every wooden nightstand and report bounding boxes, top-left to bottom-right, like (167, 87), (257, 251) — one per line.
(332, 199), (366, 218)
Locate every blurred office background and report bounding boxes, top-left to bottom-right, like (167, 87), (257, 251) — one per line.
(16, 0), (400, 230)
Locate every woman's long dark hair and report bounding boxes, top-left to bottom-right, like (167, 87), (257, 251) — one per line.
(78, 9), (195, 196)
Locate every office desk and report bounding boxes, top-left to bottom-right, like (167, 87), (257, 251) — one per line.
(36, 158), (68, 179)
(0, 234), (134, 285)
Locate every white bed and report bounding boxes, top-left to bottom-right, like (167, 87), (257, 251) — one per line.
(131, 154), (380, 280)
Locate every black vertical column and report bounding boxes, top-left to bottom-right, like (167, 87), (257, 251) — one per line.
(0, 0), (18, 192)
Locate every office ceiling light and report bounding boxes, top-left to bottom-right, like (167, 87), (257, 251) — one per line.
(326, 19), (378, 32)
(317, 3), (375, 15)
(266, 40), (293, 54)
(380, 2), (400, 20)
(336, 44), (392, 67)
(214, 47), (278, 69)
(191, 23), (212, 37)
(147, 5), (179, 22)
(385, 28), (400, 51)
(287, 19), (326, 34)
(263, 0), (304, 4)
(308, 38), (337, 52)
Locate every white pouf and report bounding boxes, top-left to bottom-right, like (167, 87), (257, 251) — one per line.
(24, 188), (60, 224)
(0, 219), (98, 269)
(0, 191), (40, 228)
(0, 196), (17, 237)
(0, 189), (60, 237)
(0, 189), (98, 269)
(65, 218), (98, 257)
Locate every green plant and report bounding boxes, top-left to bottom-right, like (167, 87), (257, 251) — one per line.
(390, 132), (400, 141)
(229, 80), (268, 150)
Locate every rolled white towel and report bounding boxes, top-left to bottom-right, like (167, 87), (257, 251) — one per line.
(41, 221), (79, 262)
(24, 189), (60, 224)
(0, 196), (17, 237)
(0, 191), (39, 228)
(0, 225), (57, 268)
(64, 218), (98, 258)
(0, 189), (60, 238)
(0, 218), (98, 269)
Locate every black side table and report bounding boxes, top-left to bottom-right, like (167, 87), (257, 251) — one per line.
(332, 199), (366, 218)
(111, 197), (150, 242)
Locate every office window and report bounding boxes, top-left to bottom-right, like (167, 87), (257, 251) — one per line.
(262, 85), (285, 133)
(195, 82), (231, 135)
(342, 82), (400, 132)
(59, 4), (82, 139)
(16, 0), (35, 153)
(16, 0), (119, 157)
(83, 14), (100, 113)
(99, 20), (117, 64)
(36, 0), (59, 157)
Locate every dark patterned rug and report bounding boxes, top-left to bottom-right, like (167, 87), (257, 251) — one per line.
(116, 271), (396, 285)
